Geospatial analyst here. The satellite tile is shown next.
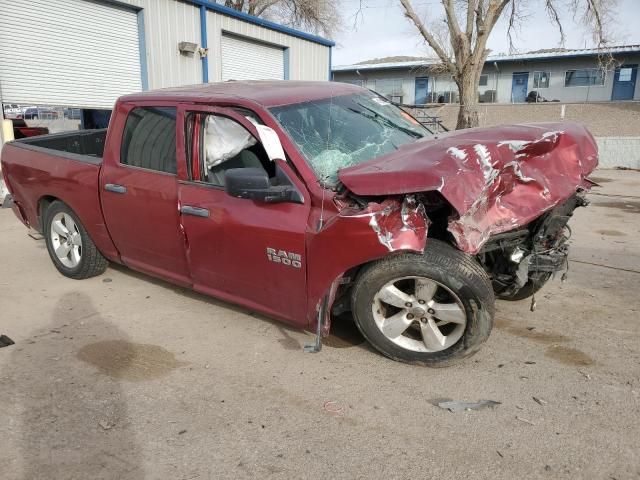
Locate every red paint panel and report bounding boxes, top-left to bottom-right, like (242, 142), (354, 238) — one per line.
(178, 183), (310, 325)
(99, 165), (191, 286)
(0, 143), (119, 261)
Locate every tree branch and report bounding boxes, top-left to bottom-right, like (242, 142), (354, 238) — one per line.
(543, 0), (565, 45)
(443, 0), (468, 61)
(399, 0), (457, 73)
(466, 0), (476, 44)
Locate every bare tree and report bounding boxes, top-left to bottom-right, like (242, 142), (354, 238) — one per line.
(219, 0), (341, 37)
(399, 0), (616, 129)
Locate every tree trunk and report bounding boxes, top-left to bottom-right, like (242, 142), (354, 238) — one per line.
(456, 71), (480, 130)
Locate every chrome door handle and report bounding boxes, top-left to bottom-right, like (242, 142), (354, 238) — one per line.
(104, 183), (127, 194)
(180, 205), (209, 218)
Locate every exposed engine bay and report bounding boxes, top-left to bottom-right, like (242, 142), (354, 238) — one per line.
(476, 191), (589, 299)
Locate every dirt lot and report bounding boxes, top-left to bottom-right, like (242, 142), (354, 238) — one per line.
(1, 169), (638, 480)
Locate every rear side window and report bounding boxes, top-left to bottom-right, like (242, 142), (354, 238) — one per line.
(121, 107), (177, 174)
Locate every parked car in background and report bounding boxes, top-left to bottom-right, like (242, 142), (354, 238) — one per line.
(2, 104), (25, 119)
(0, 81), (598, 366)
(23, 107), (59, 120)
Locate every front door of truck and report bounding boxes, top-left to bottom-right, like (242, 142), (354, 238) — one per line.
(100, 104), (191, 286)
(177, 106), (310, 325)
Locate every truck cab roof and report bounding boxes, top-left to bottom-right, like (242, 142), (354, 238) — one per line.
(118, 80), (361, 108)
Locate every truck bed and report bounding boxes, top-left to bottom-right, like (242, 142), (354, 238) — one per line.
(13, 129), (107, 163)
(1, 129), (119, 260)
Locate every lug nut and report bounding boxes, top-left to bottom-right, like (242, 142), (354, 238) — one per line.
(406, 313), (414, 320)
(405, 302), (413, 307)
(427, 308), (435, 315)
(418, 299), (425, 304)
(420, 317), (427, 322)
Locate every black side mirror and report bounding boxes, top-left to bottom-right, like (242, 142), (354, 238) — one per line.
(224, 168), (299, 203)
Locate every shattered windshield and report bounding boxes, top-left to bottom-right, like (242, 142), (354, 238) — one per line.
(270, 92), (428, 185)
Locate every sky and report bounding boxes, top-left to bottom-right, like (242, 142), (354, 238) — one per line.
(332, 0), (640, 66)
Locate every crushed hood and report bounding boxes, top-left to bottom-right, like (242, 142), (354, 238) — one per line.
(338, 122), (598, 253)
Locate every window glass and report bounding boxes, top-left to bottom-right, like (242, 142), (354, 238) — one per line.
(374, 79), (404, 103)
(619, 68), (633, 82)
(533, 71), (550, 88)
(121, 107), (177, 174)
(270, 91), (427, 185)
(564, 69), (605, 87)
(188, 113), (271, 186)
(478, 74), (488, 86)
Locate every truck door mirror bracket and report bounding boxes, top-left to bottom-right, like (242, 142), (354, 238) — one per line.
(224, 168), (301, 204)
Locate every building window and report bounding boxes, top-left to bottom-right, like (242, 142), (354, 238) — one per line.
(374, 79), (404, 103)
(533, 71), (550, 88)
(564, 69), (605, 87)
(479, 74), (488, 86)
(121, 107), (177, 174)
(618, 67), (633, 82)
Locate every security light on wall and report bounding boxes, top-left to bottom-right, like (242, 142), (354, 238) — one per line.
(178, 41), (198, 55)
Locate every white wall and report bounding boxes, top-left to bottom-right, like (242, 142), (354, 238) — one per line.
(119, 0), (331, 88)
(206, 10), (329, 82)
(119, 0), (203, 89)
(596, 137), (640, 168)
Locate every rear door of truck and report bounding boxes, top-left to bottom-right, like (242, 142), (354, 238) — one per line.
(99, 102), (190, 286)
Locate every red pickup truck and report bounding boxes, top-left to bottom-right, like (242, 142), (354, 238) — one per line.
(1, 81), (598, 365)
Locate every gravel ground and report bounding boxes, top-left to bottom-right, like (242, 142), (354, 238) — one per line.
(0, 169), (638, 480)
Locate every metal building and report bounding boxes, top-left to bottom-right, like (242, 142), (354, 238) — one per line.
(0, 0), (334, 110)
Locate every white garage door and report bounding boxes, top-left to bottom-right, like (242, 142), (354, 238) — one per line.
(221, 34), (284, 81)
(0, 0), (142, 108)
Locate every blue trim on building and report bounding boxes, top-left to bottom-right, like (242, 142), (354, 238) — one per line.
(283, 48), (290, 80)
(200, 5), (209, 83)
(328, 46), (332, 80)
(137, 10), (149, 90)
(186, 0), (334, 47)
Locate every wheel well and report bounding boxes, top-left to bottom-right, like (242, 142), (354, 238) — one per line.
(329, 193), (459, 318)
(37, 195), (59, 232)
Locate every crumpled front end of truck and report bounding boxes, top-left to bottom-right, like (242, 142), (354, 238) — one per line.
(338, 122), (598, 255)
(307, 122), (597, 334)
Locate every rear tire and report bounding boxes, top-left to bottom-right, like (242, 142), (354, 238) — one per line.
(44, 201), (108, 279)
(351, 240), (494, 367)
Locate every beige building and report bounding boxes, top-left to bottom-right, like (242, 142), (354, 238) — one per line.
(0, 0), (333, 111)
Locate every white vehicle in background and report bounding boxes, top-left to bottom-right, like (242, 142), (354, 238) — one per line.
(2, 104), (26, 119)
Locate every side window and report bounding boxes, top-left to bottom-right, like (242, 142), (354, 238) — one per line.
(187, 113), (273, 186)
(121, 107), (177, 174)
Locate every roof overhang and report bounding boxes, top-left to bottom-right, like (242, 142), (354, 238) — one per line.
(185, 0), (335, 47)
(333, 45), (640, 72)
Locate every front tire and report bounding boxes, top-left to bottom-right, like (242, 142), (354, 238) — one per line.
(44, 201), (108, 279)
(351, 240), (494, 366)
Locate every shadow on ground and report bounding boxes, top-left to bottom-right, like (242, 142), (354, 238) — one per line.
(2, 292), (144, 479)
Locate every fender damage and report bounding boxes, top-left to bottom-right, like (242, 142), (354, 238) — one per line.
(338, 122), (599, 254)
(305, 196), (429, 335)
